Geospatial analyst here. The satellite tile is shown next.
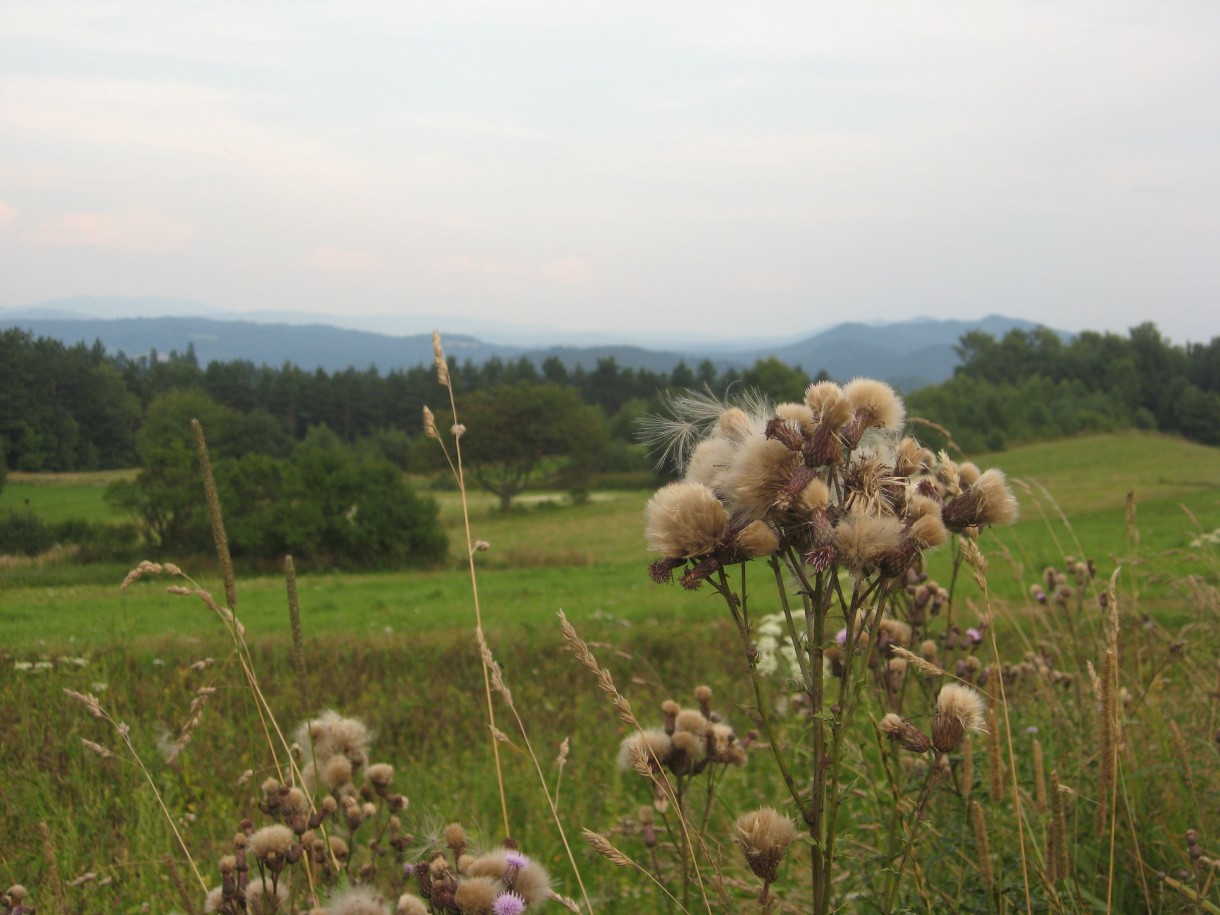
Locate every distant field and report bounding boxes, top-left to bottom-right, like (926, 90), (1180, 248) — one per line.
(1, 469), (135, 524)
(2, 431), (1216, 651)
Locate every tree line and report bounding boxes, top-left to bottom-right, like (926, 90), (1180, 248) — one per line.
(2, 321), (1215, 566)
(906, 323), (1220, 452)
(0, 327), (823, 474)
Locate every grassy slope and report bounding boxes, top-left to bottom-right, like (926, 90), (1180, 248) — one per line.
(1, 430), (1218, 910)
(0, 470), (135, 524)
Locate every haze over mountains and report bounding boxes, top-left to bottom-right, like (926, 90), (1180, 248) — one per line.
(2, 296), (1053, 392)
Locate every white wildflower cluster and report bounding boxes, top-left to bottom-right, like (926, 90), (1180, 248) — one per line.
(1189, 527), (1220, 549)
(753, 614), (802, 680)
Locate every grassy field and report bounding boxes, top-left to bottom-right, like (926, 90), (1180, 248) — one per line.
(0, 469), (136, 524)
(1, 431), (1218, 913)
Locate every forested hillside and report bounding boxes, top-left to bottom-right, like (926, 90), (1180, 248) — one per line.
(907, 323), (1220, 451)
(1, 322), (1216, 478)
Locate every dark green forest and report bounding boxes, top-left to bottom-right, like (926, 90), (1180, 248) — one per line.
(1, 322), (1216, 566)
(2, 322), (1217, 477)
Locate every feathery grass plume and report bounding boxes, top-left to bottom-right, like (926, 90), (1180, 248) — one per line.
(36, 823), (66, 914)
(583, 830), (634, 867)
(644, 481), (729, 558)
(985, 702), (1004, 803)
(961, 733), (975, 802)
(891, 645), (945, 677)
(879, 713), (933, 754)
(1033, 738), (1047, 813)
(941, 468), (1019, 531)
(931, 683), (987, 754)
(192, 419), (237, 611)
(284, 555), (309, 708)
(431, 330), (450, 385)
(1097, 646), (1118, 830)
(969, 801), (994, 893)
(1049, 769), (1070, 882)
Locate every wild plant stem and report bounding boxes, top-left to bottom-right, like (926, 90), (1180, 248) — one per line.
(438, 374), (512, 840)
(712, 568), (811, 825)
(882, 760), (942, 914)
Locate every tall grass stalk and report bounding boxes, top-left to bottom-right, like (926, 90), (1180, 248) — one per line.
(425, 331), (511, 840)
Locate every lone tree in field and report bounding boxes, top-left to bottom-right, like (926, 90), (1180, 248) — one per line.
(449, 382), (608, 511)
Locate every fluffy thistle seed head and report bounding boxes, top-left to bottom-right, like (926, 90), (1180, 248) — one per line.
(835, 510), (904, 576)
(942, 469), (1019, 531)
(397, 895), (428, 915)
(909, 513), (949, 549)
(735, 520), (780, 558)
(617, 728), (671, 771)
(327, 885), (391, 915)
(644, 481), (729, 558)
(454, 876), (499, 914)
(844, 378), (905, 431)
(675, 709), (709, 735)
(365, 763), (394, 792)
(720, 436), (803, 521)
(685, 434), (739, 490)
(250, 824), (294, 864)
(797, 477), (831, 513)
(734, 807), (799, 883)
(804, 381), (847, 421)
(932, 683), (988, 752)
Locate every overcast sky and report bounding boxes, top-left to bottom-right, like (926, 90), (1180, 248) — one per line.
(2, 2), (1217, 344)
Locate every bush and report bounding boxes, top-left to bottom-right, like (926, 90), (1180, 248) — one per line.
(0, 510), (56, 556)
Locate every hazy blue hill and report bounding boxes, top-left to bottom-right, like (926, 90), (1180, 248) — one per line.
(0, 307), (1063, 391)
(0, 316), (505, 372)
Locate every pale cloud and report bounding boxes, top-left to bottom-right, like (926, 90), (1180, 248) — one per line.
(0, 1), (1216, 343)
(733, 272), (798, 294)
(305, 245), (377, 272)
(439, 255), (594, 287)
(29, 209), (194, 253)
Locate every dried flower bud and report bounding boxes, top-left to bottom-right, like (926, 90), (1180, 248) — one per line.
(734, 807), (799, 884)
(879, 713), (933, 753)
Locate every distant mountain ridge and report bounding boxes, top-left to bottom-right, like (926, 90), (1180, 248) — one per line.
(0, 304), (1052, 392)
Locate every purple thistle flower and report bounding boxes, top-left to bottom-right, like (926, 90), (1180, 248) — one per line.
(493, 891), (527, 915)
(504, 850), (529, 870)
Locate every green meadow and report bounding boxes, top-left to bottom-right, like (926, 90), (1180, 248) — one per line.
(2, 430), (1218, 913)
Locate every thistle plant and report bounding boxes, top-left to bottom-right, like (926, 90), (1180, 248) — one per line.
(641, 379), (1018, 912)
